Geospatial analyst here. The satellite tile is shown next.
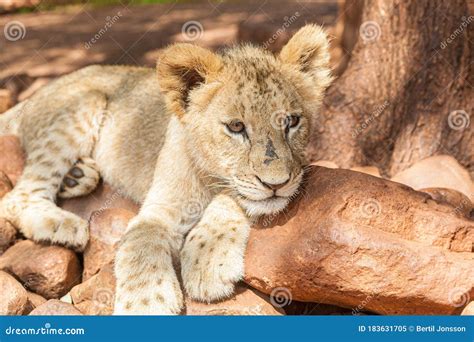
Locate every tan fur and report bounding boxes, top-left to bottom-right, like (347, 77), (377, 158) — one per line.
(0, 24), (332, 314)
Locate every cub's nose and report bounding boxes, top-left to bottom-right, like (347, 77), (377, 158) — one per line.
(256, 176), (290, 191)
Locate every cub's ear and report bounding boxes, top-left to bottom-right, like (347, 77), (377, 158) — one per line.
(279, 24), (333, 91)
(157, 43), (222, 117)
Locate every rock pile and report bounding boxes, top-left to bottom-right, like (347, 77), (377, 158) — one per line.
(0, 135), (472, 315)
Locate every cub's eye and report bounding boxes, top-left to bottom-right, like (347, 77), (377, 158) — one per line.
(226, 120), (246, 134)
(286, 115), (300, 129)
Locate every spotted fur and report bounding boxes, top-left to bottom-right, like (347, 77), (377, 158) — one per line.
(0, 24), (332, 314)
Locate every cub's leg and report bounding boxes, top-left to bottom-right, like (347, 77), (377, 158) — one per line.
(114, 215), (184, 315)
(114, 116), (209, 315)
(181, 194), (250, 302)
(58, 157), (100, 199)
(0, 92), (107, 251)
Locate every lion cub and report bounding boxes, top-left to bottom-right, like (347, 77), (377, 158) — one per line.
(0, 25), (332, 314)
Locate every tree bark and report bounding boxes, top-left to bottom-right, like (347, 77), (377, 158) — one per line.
(307, 0), (473, 177)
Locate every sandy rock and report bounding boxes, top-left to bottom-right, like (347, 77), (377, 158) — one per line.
(29, 299), (83, 315)
(0, 218), (17, 255)
(0, 240), (81, 299)
(311, 160), (339, 169)
(420, 187), (473, 218)
(60, 182), (139, 221)
(461, 302), (474, 315)
(0, 270), (28, 315)
(82, 209), (135, 280)
(0, 136), (25, 185)
(350, 166), (382, 178)
(392, 155), (474, 202)
(186, 285), (284, 315)
(0, 88), (13, 114)
(0, 170), (13, 198)
(245, 166), (474, 315)
(70, 263), (115, 315)
(284, 301), (354, 315)
(23, 291), (47, 315)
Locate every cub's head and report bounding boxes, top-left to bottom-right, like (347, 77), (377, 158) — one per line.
(157, 24), (332, 216)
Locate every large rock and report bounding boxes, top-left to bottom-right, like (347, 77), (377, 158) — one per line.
(311, 160), (339, 169)
(420, 187), (473, 218)
(0, 136), (24, 185)
(0, 270), (28, 315)
(0, 240), (81, 299)
(350, 166), (382, 178)
(284, 301), (354, 315)
(29, 299), (83, 315)
(0, 218), (17, 255)
(461, 302), (474, 316)
(391, 155), (474, 202)
(70, 263), (115, 315)
(60, 182), (139, 221)
(185, 285), (284, 315)
(245, 166), (474, 315)
(82, 209), (135, 280)
(23, 291), (47, 314)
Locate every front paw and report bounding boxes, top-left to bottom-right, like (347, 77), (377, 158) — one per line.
(181, 235), (244, 302)
(2, 194), (89, 251)
(113, 228), (184, 315)
(113, 277), (183, 315)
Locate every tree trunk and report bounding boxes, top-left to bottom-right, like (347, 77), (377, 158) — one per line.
(307, 0), (473, 178)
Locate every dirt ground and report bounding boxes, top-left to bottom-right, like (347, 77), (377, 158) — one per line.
(0, 0), (339, 89)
